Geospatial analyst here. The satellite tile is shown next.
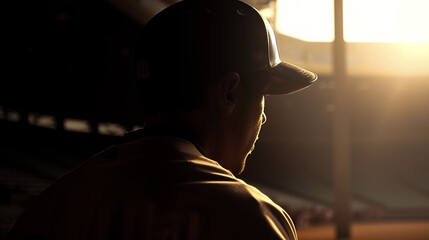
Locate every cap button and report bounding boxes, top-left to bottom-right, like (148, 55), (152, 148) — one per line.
(237, 8), (245, 16)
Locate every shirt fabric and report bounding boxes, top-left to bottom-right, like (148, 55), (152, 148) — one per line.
(8, 136), (297, 240)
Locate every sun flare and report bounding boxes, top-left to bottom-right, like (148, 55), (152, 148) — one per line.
(276, 0), (429, 42)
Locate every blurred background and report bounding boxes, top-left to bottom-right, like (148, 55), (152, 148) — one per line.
(1, 0), (429, 239)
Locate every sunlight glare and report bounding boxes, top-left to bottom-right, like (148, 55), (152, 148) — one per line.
(344, 0), (429, 42)
(276, 0), (334, 42)
(276, 0), (429, 42)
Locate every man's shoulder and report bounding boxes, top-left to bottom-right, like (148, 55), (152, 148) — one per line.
(174, 178), (297, 239)
(181, 176), (285, 216)
(8, 136), (297, 239)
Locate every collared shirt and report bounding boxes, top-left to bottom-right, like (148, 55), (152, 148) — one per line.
(8, 136), (297, 240)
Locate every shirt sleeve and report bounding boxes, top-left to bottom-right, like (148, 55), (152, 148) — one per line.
(168, 181), (298, 240)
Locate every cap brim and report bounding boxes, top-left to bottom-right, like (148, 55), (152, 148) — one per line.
(265, 61), (318, 95)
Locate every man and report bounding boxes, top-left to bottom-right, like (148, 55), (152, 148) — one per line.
(8, 0), (317, 239)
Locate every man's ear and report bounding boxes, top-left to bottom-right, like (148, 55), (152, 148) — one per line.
(218, 72), (240, 115)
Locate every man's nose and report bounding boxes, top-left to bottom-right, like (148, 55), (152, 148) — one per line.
(261, 112), (267, 124)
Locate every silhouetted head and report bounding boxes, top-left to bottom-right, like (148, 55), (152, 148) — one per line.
(134, 0), (317, 174)
(135, 0), (317, 119)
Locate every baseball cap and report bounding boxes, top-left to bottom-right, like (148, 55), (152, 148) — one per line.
(135, 0), (317, 95)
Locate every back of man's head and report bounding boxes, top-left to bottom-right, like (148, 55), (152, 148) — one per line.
(134, 0), (317, 121)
